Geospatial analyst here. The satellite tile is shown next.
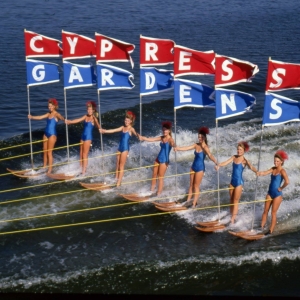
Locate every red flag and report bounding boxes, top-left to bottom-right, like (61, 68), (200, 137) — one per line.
(62, 30), (96, 60)
(215, 54), (259, 87)
(140, 35), (175, 66)
(24, 29), (62, 58)
(95, 33), (135, 68)
(174, 45), (215, 77)
(266, 59), (300, 91)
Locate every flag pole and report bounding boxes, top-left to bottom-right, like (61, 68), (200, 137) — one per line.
(27, 86), (34, 170)
(251, 125), (264, 231)
(64, 89), (70, 166)
(139, 94), (142, 167)
(215, 118), (221, 221)
(97, 90), (104, 173)
(174, 108), (178, 195)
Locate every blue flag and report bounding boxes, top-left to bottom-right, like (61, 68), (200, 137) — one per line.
(140, 67), (174, 95)
(174, 79), (215, 109)
(263, 92), (300, 126)
(97, 64), (134, 90)
(26, 59), (60, 86)
(215, 88), (256, 120)
(63, 62), (97, 89)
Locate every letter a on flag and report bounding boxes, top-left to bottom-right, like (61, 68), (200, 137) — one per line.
(63, 62), (97, 89)
(140, 35), (175, 66)
(266, 59), (300, 92)
(62, 30), (96, 60)
(140, 67), (173, 95)
(26, 59), (60, 86)
(215, 54), (259, 87)
(262, 92), (300, 126)
(215, 88), (256, 120)
(97, 64), (134, 91)
(24, 29), (62, 58)
(95, 33), (135, 68)
(174, 79), (215, 109)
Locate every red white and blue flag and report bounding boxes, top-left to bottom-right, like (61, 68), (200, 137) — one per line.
(262, 92), (300, 126)
(140, 35), (175, 66)
(140, 67), (173, 95)
(215, 54), (259, 87)
(174, 46), (215, 77)
(95, 33), (135, 68)
(24, 30), (62, 58)
(174, 79), (215, 109)
(97, 64), (134, 90)
(26, 59), (60, 86)
(63, 62), (97, 89)
(215, 88), (256, 120)
(62, 30), (96, 60)
(266, 59), (300, 91)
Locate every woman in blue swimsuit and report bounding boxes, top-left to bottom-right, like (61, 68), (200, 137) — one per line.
(28, 98), (64, 174)
(65, 101), (100, 175)
(174, 127), (218, 208)
(257, 150), (289, 235)
(100, 111), (138, 186)
(139, 121), (176, 195)
(216, 141), (257, 224)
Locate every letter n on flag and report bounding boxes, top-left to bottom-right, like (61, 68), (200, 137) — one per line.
(215, 54), (259, 87)
(63, 62), (97, 89)
(140, 67), (173, 95)
(26, 59), (60, 86)
(262, 92), (300, 126)
(266, 59), (300, 92)
(215, 88), (256, 120)
(174, 79), (215, 109)
(95, 33), (135, 68)
(62, 30), (96, 60)
(24, 29), (62, 58)
(97, 64), (134, 91)
(174, 46), (215, 77)
(140, 35), (175, 66)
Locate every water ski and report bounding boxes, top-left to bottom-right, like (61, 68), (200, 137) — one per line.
(195, 224), (226, 232)
(47, 173), (76, 181)
(228, 230), (265, 240)
(154, 201), (177, 207)
(154, 204), (187, 212)
(6, 168), (42, 178)
(197, 220), (221, 227)
(119, 193), (152, 202)
(80, 182), (112, 191)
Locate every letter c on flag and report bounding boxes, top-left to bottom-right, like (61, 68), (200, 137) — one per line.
(32, 65), (45, 81)
(30, 36), (44, 53)
(269, 99), (282, 119)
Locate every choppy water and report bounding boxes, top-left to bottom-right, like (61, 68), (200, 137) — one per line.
(0, 0), (300, 296)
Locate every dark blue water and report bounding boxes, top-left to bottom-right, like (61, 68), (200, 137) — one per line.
(0, 0), (300, 295)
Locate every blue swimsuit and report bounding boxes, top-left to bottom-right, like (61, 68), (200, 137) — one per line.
(230, 162), (245, 187)
(118, 131), (131, 152)
(191, 151), (206, 172)
(45, 118), (57, 138)
(156, 141), (172, 164)
(268, 174), (283, 199)
(81, 120), (94, 141)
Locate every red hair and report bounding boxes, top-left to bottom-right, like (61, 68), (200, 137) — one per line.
(48, 98), (58, 107)
(238, 141), (250, 152)
(86, 101), (97, 109)
(275, 150), (288, 161)
(162, 121), (172, 129)
(198, 127), (209, 135)
(126, 111), (136, 122)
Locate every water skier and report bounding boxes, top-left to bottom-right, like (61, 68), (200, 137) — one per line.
(65, 101), (101, 175)
(28, 98), (64, 174)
